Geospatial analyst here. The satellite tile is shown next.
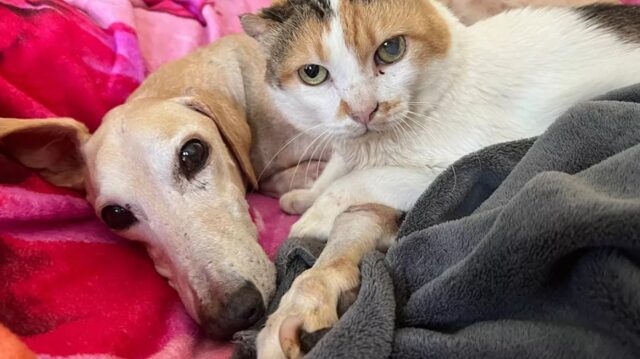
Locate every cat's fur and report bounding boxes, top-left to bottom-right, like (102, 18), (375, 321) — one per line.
(242, 1), (640, 357)
(440, 0), (619, 24)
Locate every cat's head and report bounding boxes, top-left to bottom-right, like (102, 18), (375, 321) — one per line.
(242, 0), (459, 142)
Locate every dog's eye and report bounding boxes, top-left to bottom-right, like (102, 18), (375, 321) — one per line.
(179, 139), (209, 178)
(101, 205), (137, 230)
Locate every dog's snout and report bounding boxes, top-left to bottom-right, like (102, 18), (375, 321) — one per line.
(204, 281), (265, 339)
(226, 281), (265, 326)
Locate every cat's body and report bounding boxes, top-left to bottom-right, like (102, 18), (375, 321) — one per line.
(247, 2), (640, 239)
(241, 2), (640, 357)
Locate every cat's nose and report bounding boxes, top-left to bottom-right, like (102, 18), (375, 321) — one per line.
(349, 102), (379, 125)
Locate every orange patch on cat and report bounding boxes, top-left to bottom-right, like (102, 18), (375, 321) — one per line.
(336, 100), (352, 119)
(277, 19), (330, 87)
(378, 100), (401, 115)
(338, 0), (451, 67)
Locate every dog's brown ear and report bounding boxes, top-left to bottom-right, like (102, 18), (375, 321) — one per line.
(0, 118), (90, 189)
(177, 90), (258, 190)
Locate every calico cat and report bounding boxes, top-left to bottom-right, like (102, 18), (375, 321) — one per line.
(241, 1), (640, 357)
(242, 1), (640, 240)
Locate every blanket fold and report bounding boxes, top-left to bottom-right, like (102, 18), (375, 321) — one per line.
(235, 84), (640, 358)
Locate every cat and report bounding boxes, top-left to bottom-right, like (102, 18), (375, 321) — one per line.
(241, 1), (640, 357)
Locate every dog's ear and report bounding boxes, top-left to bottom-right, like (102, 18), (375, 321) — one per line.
(176, 89), (259, 190)
(0, 118), (90, 189)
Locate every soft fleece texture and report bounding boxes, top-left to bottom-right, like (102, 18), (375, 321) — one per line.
(0, 1), (300, 358)
(235, 84), (640, 358)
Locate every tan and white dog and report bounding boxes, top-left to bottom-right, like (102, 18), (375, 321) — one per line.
(0, 34), (330, 339)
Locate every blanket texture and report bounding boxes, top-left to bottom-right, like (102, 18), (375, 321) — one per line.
(0, 1), (298, 358)
(234, 84), (640, 358)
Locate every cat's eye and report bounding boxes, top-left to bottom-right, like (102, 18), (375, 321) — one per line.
(375, 36), (406, 65)
(298, 64), (329, 86)
(101, 205), (137, 230)
(179, 139), (209, 179)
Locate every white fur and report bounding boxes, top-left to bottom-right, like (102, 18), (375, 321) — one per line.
(279, 6), (640, 242)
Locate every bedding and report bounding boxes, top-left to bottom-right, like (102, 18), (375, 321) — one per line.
(235, 84), (640, 358)
(0, 1), (292, 358)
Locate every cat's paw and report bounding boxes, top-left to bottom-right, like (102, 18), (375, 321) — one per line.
(280, 189), (317, 215)
(256, 265), (359, 359)
(289, 209), (334, 239)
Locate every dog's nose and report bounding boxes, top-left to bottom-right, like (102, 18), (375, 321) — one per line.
(224, 281), (265, 328)
(203, 281), (265, 339)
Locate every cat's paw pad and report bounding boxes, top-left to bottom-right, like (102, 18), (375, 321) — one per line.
(280, 189), (317, 215)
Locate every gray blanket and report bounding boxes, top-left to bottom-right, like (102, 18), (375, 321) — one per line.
(233, 84), (640, 359)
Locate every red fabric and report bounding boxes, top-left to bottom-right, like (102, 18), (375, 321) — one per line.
(0, 2), (142, 131)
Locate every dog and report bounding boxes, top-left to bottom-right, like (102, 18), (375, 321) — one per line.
(0, 34), (329, 339)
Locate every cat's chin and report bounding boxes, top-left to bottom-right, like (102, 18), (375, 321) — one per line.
(340, 126), (390, 142)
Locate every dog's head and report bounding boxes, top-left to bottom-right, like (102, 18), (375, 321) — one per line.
(0, 89), (276, 339)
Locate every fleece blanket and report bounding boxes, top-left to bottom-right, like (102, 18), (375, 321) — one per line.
(234, 84), (640, 358)
(0, 1), (299, 358)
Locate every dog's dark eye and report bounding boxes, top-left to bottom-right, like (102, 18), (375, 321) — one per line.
(101, 205), (137, 230)
(179, 139), (209, 178)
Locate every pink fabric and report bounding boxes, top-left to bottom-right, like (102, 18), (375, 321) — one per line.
(67, 0), (270, 72)
(0, 0), (290, 358)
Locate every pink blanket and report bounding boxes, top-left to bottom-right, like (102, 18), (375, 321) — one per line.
(0, 1), (296, 358)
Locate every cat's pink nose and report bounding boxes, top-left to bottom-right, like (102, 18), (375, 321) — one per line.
(349, 102), (379, 125)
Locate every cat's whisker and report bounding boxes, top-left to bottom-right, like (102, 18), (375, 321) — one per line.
(402, 115), (459, 192)
(389, 121), (403, 143)
(405, 110), (449, 129)
(393, 115), (424, 150)
(405, 111), (450, 140)
(316, 133), (333, 180)
(257, 124), (322, 183)
(289, 129), (330, 192)
(401, 114), (438, 144)
(304, 132), (331, 188)
(395, 117), (415, 143)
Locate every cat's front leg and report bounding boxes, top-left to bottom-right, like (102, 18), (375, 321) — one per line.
(257, 167), (437, 358)
(280, 154), (348, 215)
(288, 166), (435, 240)
(256, 204), (402, 359)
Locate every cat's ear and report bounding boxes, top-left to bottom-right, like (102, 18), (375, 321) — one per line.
(241, 3), (291, 44)
(240, 13), (277, 40)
